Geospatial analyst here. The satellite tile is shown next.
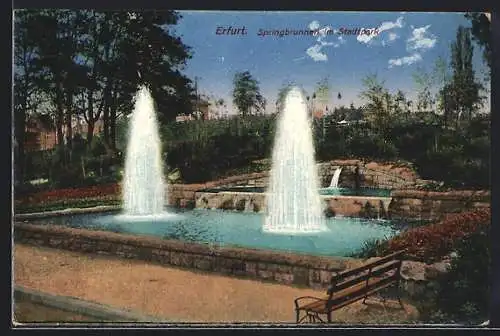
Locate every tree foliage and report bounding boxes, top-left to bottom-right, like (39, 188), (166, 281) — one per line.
(232, 71), (266, 116)
(465, 12), (491, 70)
(13, 9), (194, 183)
(441, 26), (484, 126)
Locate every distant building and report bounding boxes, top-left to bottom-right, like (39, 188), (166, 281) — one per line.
(192, 97), (211, 120)
(24, 114), (104, 152)
(313, 109), (325, 119)
(24, 115), (57, 152)
(176, 114), (193, 122)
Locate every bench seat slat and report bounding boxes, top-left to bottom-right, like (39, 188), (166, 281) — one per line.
(334, 259), (401, 292)
(299, 275), (393, 312)
(294, 250), (405, 323)
(332, 251), (404, 282)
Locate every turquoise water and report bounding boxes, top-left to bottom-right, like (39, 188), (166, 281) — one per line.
(201, 186), (392, 198)
(37, 207), (399, 257)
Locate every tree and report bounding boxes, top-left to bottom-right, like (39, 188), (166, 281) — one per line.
(232, 71), (266, 116)
(359, 74), (392, 130)
(433, 56), (451, 117)
(412, 66), (435, 112)
(13, 9), (44, 183)
(465, 12), (491, 71)
(314, 77), (330, 110)
(15, 9), (194, 156)
(25, 9), (87, 165)
(275, 81), (296, 114)
(447, 26), (484, 125)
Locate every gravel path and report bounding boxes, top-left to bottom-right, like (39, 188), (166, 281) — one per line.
(13, 244), (418, 323)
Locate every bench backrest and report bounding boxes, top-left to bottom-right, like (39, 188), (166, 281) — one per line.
(327, 250), (405, 297)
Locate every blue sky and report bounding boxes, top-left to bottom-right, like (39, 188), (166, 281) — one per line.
(174, 11), (490, 114)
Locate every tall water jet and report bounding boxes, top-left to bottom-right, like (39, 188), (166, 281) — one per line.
(122, 86), (166, 216)
(263, 87), (328, 234)
(329, 167), (342, 188)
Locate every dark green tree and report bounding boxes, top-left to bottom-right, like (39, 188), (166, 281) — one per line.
(465, 12), (491, 70)
(232, 71), (266, 116)
(13, 9), (44, 183)
(447, 26), (484, 125)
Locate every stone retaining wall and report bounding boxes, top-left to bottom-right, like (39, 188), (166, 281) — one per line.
(168, 160), (420, 209)
(317, 160), (419, 189)
(195, 192), (392, 219)
(388, 190), (490, 221)
(14, 223), (354, 290)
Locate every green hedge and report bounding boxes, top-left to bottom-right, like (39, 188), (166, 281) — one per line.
(21, 113), (490, 188)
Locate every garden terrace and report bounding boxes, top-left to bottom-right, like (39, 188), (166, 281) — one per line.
(14, 222), (362, 290)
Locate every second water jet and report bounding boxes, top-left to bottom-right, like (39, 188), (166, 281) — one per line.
(264, 87), (329, 234)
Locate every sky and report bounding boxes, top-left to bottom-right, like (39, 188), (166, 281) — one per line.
(173, 11), (490, 114)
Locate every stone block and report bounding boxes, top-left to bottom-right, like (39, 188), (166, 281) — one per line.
(257, 270), (274, 280)
(193, 256), (213, 271)
(293, 267), (309, 286)
(245, 262), (258, 275)
(170, 252), (192, 267)
(274, 272), (294, 285)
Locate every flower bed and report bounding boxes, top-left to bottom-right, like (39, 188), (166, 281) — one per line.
(15, 184), (122, 213)
(387, 208), (491, 262)
(15, 184), (121, 204)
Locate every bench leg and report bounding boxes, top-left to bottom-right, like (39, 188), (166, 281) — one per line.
(395, 282), (405, 309)
(296, 310), (300, 323)
(397, 294), (404, 309)
(327, 311), (332, 323)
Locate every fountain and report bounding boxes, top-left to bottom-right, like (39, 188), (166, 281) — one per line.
(18, 86), (399, 258)
(122, 86), (166, 216)
(329, 168), (342, 188)
(263, 87), (329, 234)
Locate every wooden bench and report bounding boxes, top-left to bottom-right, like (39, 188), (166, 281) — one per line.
(294, 250), (405, 323)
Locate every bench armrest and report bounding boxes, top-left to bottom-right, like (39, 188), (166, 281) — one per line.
(294, 296), (325, 309)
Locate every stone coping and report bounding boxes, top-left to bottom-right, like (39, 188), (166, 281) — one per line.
(14, 222), (352, 272)
(195, 190), (392, 201)
(391, 189), (490, 201)
(14, 285), (165, 322)
(14, 205), (121, 221)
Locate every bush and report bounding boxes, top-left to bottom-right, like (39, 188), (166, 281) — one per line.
(387, 208), (490, 262)
(419, 229), (490, 325)
(349, 236), (390, 259)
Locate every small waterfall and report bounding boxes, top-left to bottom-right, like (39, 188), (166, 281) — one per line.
(329, 167), (343, 188)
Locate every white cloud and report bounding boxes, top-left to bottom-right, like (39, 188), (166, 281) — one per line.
(387, 24), (437, 69)
(306, 44), (329, 62)
(388, 32), (399, 41)
(357, 33), (373, 44)
(406, 25), (437, 51)
(388, 53), (422, 68)
(357, 16), (405, 45)
(380, 16), (405, 31)
(303, 21), (342, 61)
(308, 20), (320, 31)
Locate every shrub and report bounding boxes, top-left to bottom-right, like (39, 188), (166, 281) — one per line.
(419, 228), (490, 325)
(387, 208), (490, 262)
(350, 236), (390, 259)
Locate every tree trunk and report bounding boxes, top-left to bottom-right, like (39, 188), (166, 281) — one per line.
(87, 121), (95, 148)
(55, 104), (65, 164)
(65, 90), (74, 163)
(14, 103), (26, 184)
(65, 111), (73, 164)
(86, 90), (95, 148)
(103, 103), (110, 146)
(110, 104), (117, 151)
